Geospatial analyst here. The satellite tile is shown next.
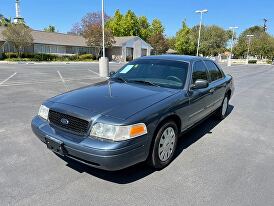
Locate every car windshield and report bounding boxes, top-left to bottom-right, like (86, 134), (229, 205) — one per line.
(111, 59), (189, 89)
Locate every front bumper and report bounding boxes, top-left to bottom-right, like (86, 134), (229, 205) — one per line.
(31, 116), (150, 171)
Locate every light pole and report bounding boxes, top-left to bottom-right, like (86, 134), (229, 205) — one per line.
(227, 26), (238, 66)
(195, 9), (208, 56)
(99, 0), (109, 77)
(246, 34), (254, 64)
(102, 0), (105, 58)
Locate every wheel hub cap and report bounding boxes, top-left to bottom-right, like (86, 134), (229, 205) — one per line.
(158, 127), (176, 162)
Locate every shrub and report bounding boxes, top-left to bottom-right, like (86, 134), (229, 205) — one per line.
(68, 55), (78, 61)
(32, 53), (58, 61)
(266, 59), (273, 64)
(3, 52), (18, 59)
(248, 60), (257, 64)
(21, 53), (35, 58)
(78, 53), (95, 61)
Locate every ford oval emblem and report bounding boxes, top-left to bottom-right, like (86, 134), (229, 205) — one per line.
(60, 118), (69, 125)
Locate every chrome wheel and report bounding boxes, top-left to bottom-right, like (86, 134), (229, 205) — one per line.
(222, 97), (228, 116)
(158, 127), (176, 162)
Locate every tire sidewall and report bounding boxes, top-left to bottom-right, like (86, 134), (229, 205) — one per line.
(151, 121), (178, 169)
(220, 95), (229, 119)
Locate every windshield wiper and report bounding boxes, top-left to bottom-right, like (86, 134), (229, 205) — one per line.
(129, 79), (160, 87)
(112, 76), (128, 83)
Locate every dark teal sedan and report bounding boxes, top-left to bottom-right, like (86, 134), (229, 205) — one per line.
(31, 55), (234, 171)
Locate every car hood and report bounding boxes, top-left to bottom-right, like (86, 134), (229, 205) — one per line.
(48, 80), (179, 120)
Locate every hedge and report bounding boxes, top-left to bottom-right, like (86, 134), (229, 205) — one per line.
(0, 52), (96, 61)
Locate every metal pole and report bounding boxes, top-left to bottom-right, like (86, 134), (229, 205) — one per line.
(99, 0), (109, 77)
(102, 0), (105, 57)
(195, 9), (207, 56)
(196, 12), (203, 56)
(247, 37), (251, 63)
(228, 26), (238, 66)
(246, 35), (254, 64)
(230, 29), (235, 54)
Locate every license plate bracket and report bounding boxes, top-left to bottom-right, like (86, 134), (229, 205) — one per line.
(45, 137), (65, 156)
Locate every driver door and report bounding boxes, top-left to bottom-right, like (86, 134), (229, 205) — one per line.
(187, 61), (213, 126)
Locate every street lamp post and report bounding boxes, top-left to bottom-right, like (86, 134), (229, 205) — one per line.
(246, 34), (254, 64)
(228, 26), (238, 66)
(195, 9), (208, 56)
(102, 0), (105, 58)
(99, 0), (109, 77)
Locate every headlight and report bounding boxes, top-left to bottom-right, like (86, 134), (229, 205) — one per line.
(90, 123), (147, 141)
(38, 105), (49, 120)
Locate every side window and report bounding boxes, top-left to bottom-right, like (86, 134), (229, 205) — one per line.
(192, 61), (208, 83)
(204, 61), (223, 82)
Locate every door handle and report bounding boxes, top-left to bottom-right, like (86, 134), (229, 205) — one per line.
(209, 88), (215, 94)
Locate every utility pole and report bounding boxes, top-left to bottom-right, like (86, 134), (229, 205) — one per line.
(195, 9), (208, 56)
(99, 0), (109, 77)
(246, 34), (254, 64)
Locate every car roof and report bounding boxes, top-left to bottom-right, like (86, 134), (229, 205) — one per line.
(137, 55), (210, 63)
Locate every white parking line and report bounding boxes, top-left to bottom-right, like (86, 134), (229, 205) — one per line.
(57, 70), (69, 91)
(0, 72), (17, 85)
(0, 129), (5, 133)
(88, 69), (100, 76)
(0, 76), (104, 87)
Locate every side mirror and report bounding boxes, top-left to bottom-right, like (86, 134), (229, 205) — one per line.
(109, 71), (116, 77)
(191, 79), (209, 90)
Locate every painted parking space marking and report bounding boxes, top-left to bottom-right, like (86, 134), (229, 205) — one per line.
(0, 72), (17, 85)
(0, 76), (104, 87)
(88, 69), (100, 76)
(0, 129), (5, 133)
(57, 70), (69, 91)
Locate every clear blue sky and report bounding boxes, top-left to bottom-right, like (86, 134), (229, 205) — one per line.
(1, 0), (273, 37)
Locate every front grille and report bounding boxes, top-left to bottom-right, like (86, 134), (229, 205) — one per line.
(48, 110), (89, 135)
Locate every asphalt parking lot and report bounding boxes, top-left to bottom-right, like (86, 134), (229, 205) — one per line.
(0, 62), (274, 206)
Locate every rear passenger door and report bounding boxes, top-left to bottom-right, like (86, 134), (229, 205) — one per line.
(204, 60), (226, 112)
(187, 61), (212, 126)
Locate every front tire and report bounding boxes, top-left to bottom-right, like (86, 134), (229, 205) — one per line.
(148, 121), (178, 170)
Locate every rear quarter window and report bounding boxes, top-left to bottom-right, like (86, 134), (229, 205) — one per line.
(204, 60), (223, 82)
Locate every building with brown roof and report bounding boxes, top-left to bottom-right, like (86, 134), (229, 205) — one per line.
(0, 26), (152, 61)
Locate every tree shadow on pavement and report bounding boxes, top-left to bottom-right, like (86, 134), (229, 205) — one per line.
(61, 105), (234, 184)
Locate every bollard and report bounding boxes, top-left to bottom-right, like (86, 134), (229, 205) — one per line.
(99, 57), (109, 77)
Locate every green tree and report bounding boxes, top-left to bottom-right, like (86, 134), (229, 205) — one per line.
(138, 16), (150, 41)
(167, 36), (177, 50)
(234, 26), (274, 59)
(106, 10), (123, 36)
(148, 19), (168, 54)
(191, 25), (229, 56)
(2, 23), (33, 57)
(0, 15), (11, 26)
(175, 21), (195, 55)
(150, 19), (164, 35)
(120, 10), (140, 36)
(44, 25), (56, 32)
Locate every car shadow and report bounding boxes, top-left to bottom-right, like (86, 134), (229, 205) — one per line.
(60, 105), (234, 184)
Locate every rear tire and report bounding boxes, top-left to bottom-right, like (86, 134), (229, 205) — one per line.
(215, 95), (229, 120)
(148, 121), (178, 170)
